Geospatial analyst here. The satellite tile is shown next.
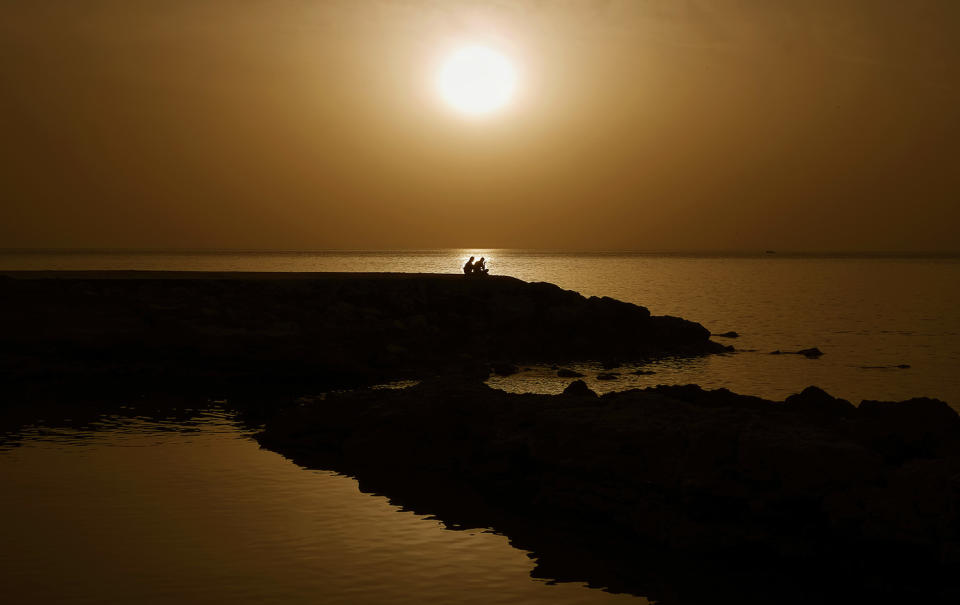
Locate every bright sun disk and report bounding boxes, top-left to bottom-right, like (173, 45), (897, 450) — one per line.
(437, 46), (517, 115)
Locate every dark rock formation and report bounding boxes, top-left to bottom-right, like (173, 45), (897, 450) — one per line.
(784, 385), (856, 419)
(562, 379), (597, 398)
(770, 347), (824, 358)
(490, 362), (520, 376)
(257, 380), (960, 601)
(713, 331), (739, 338)
(0, 272), (725, 395)
(596, 372), (620, 380)
(857, 397), (960, 464)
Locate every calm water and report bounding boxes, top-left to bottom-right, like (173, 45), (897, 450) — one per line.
(2, 250), (959, 603)
(0, 411), (642, 604)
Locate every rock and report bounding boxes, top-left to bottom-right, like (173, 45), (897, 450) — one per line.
(897, 364), (911, 369)
(857, 397), (960, 462)
(1, 272), (727, 396)
(596, 372), (619, 380)
(714, 331), (739, 338)
(631, 369), (656, 375)
(256, 380), (960, 599)
(770, 347), (823, 358)
(557, 368), (585, 378)
(562, 379), (597, 397)
(784, 386), (855, 419)
(491, 362), (519, 376)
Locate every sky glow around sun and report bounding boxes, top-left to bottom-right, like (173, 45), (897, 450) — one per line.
(436, 45), (517, 115)
(4, 2), (960, 252)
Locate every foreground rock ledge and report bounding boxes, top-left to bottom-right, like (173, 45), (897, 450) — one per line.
(1, 271), (724, 392)
(257, 380), (960, 599)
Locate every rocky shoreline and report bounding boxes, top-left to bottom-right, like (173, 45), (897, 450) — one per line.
(257, 379), (960, 602)
(1, 271), (725, 397)
(4, 270), (956, 600)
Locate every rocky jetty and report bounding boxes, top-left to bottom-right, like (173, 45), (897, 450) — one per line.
(257, 379), (960, 601)
(0, 271), (724, 395)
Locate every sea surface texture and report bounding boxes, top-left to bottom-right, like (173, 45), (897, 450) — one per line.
(2, 250), (958, 603)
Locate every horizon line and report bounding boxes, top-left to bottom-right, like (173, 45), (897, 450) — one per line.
(3, 247), (960, 258)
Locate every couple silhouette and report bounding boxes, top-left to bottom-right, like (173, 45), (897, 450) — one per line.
(463, 256), (489, 276)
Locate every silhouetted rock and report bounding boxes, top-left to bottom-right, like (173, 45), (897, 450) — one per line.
(631, 369), (656, 375)
(491, 362), (519, 376)
(0, 271), (726, 396)
(770, 347), (824, 358)
(256, 380), (960, 600)
(562, 379), (597, 398)
(784, 386), (856, 419)
(714, 331), (739, 338)
(596, 372), (619, 380)
(857, 397), (960, 463)
(557, 368), (584, 378)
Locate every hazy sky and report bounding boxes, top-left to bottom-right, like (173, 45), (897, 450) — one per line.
(2, 1), (958, 251)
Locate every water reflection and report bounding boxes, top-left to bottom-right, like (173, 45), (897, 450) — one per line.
(2, 393), (950, 604)
(0, 396), (216, 451)
(485, 356), (715, 396)
(257, 394), (925, 605)
(0, 400), (643, 605)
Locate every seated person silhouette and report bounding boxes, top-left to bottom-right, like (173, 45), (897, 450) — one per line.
(475, 257), (489, 275)
(463, 256), (475, 275)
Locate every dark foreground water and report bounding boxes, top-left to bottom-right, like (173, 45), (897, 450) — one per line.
(2, 250), (959, 603)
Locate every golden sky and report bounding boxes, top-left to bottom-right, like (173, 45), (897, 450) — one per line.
(2, 1), (958, 252)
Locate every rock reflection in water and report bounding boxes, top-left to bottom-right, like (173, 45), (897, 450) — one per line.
(485, 356), (713, 396)
(0, 402), (643, 605)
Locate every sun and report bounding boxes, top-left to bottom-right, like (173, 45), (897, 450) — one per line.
(436, 46), (517, 116)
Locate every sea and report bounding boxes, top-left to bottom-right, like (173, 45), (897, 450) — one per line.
(2, 249), (959, 604)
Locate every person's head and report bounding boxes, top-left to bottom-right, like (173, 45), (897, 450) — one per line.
(479, 257), (485, 262)
(468, 256), (474, 261)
